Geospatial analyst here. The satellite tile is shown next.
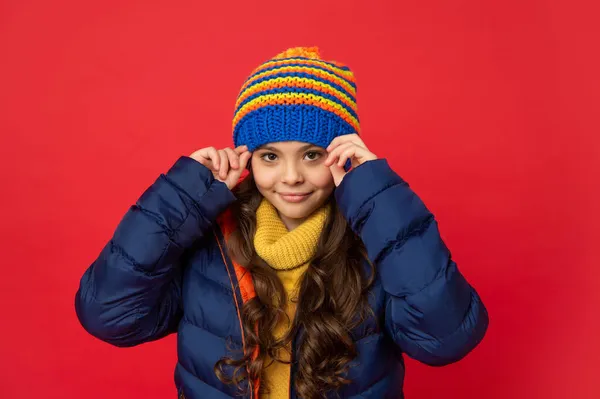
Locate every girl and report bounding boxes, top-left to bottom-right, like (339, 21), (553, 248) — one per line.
(75, 46), (488, 399)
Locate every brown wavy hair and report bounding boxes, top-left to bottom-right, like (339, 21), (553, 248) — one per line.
(214, 169), (376, 399)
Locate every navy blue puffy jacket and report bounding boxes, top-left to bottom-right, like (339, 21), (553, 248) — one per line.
(75, 156), (489, 398)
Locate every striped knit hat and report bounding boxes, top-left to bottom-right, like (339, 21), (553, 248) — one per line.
(232, 46), (360, 154)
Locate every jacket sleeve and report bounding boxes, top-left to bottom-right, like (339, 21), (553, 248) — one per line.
(74, 156), (236, 347)
(334, 159), (489, 366)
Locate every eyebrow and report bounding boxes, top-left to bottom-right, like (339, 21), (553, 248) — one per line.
(259, 143), (319, 153)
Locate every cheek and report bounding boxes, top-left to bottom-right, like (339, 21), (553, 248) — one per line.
(251, 164), (277, 190)
(254, 175), (271, 191)
(309, 168), (335, 189)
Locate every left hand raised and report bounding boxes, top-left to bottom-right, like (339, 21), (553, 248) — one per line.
(324, 134), (378, 186)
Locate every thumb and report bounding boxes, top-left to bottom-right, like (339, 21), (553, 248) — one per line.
(329, 163), (346, 187)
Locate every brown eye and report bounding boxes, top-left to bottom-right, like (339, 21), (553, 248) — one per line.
(260, 153), (278, 162)
(304, 151), (322, 160)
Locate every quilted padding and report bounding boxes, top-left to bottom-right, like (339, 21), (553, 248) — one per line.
(75, 156), (488, 398)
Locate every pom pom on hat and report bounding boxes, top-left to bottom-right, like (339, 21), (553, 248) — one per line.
(271, 46), (322, 60)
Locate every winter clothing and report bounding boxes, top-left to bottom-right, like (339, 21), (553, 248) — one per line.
(254, 196), (331, 398)
(232, 46), (359, 158)
(75, 155), (489, 398)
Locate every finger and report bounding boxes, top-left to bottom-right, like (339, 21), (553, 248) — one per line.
(192, 154), (211, 168)
(238, 151), (252, 170)
(227, 151), (252, 189)
(206, 147), (219, 170)
(234, 145), (249, 154)
(324, 142), (354, 166)
(329, 163), (346, 187)
(326, 134), (364, 152)
(224, 148), (239, 169)
(324, 142), (352, 165)
(218, 150), (229, 179)
(337, 146), (358, 167)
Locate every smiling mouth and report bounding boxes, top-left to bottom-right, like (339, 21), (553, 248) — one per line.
(278, 192), (313, 203)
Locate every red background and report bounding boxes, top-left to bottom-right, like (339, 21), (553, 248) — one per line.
(1, 0), (598, 397)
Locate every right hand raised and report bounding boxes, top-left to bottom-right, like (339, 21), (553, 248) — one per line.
(189, 145), (252, 190)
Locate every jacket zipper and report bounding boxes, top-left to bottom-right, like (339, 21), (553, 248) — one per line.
(213, 228), (254, 399)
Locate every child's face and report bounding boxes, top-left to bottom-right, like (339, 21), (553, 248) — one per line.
(251, 141), (335, 230)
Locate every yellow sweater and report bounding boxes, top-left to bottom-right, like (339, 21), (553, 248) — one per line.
(253, 198), (331, 398)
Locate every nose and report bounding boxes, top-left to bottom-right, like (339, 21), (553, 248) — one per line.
(280, 160), (304, 185)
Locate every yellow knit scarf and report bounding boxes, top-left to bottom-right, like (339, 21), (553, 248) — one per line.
(253, 197), (331, 398)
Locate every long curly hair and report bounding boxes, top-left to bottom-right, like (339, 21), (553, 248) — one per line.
(214, 169), (376, 399)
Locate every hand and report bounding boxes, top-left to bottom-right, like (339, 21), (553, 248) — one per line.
(324, 134), (378, 186)
(189, 145), (252, 190)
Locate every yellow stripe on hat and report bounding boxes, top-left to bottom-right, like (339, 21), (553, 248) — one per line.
(238, 65), (356, 100)
(232, 92), (360, 134)
(234, 76), (357, 114)
(249, 58), (356, 84)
